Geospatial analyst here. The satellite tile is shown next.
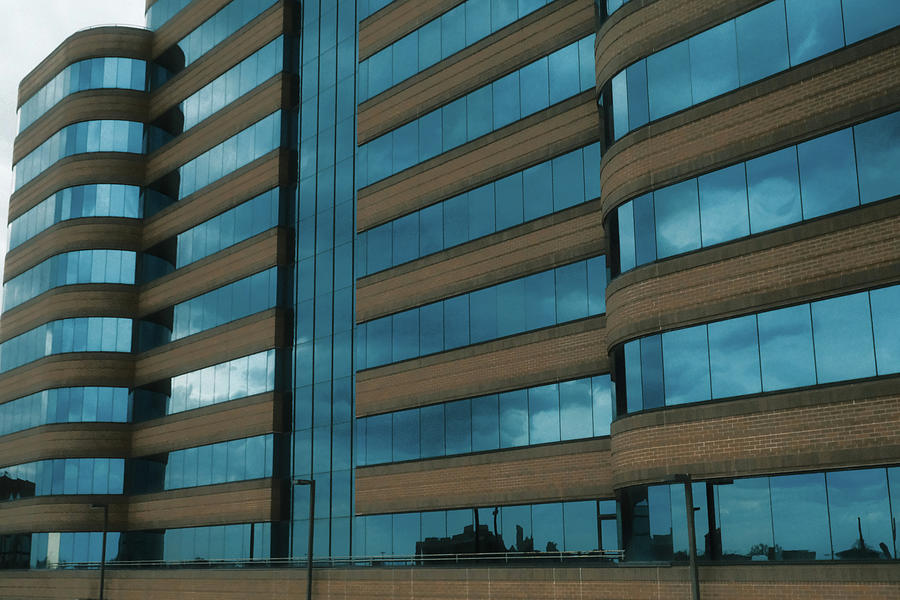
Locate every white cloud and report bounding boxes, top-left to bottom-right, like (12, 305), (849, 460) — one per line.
(0, 0), (146, 309)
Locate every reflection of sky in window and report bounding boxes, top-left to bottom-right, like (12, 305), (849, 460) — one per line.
(717, 478), (774, 558)
(662, 325), (711, 405)
(770, 473), (832, 560)
(826, 469), (893, 558)
(871, 286), (900, 374)
(786, 0), (844, 65)
(528, 384), (560, 445)
(708, 315), (761, 398)
(747, 147), (802, 233)
(810, 293), (875, 383)
(758, 305), (816, 391)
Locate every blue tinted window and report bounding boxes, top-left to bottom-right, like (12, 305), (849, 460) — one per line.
(758, 304), (816, 392)
(736, 0), (789, 85)
(785, 0), (844, 65)
(647, 40), (692, 120)
(871, 286), (900, 375)
(747, 147), (801, 233)
(811, 292), (876, 383)
(707, 315), (761, 398)
(653, 180), (701, 259)
(689, 21), (739, 104)
(797, 129), (858, 219)
(661, 325), (711, 406)
(853, 111), (900, 204)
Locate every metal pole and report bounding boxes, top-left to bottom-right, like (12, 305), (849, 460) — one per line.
(682, 480), (700, 600)
(307, 479), (315, 600)
(91, 503), (108, 600)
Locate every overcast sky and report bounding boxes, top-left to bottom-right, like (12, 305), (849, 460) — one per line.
(0, 0), (146, 307)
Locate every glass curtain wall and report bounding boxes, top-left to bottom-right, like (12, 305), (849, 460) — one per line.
(292, 0), (357, 559)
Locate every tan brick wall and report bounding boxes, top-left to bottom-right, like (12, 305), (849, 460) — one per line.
(610, 380), (900, 489)
(605, 201), (900, 347)
(357, 202), (604, 321)
(357, 316), (607, 416)
(0, 564), (898, 600)
(356, 439), (613, 514)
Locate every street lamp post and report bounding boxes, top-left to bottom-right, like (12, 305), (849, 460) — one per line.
(673, 475), (700, 600)
(90, 503), (109, 600)
(293, 479), (316, 600)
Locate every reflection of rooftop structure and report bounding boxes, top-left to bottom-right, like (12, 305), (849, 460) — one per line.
(416, 524), (507, 557)
(0, 474), (36, 501)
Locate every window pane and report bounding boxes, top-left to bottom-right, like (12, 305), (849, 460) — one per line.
(708, 315), (761, 398)
(646, 40), (692, 120)
(736, 0), (789, 85)
(559, 379), (593, 440)
(443, 295), (470, 349)
(826, 468), (893, 559)
(662, 324), (711, 406)
(632, 194), (657, 266)
(843, 0), (900, 44)
(393, 409), (419, 462)
(871, 285), (900, 375)
(419, 404), (445, 458)
(689, 20), (739, 104)
(625, 61), (649, 132)
(532, 503), (563, 553)
(758, 305), (816, 392)
(853, 111), (900, 204)
(520, 56), (549, 116)
(528, 384), (559, 445)
(810, 292), (876, 383)
(640, 335), (665, 410)
(555, 261), (588, 323)
(797, 128), (858, 219)
(444, 399), (472, 455)
(747, 146), (802, 233)
(471, 394), (499, 452)
(698, 164), (750, 247)
(654, 180), (701, 259)
(770, 473), (832, 561)
(501, 504), (533, 552)
(499, 390), (528, 448)
(717, 477), (774, 560)
(563, 501), (598, 551)
(524, 270), (555, 330)
(785, 0), (844, 65)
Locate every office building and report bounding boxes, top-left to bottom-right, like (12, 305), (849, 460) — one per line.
(0, 0), (898, 597)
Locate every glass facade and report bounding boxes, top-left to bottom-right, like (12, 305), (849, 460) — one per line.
(357, 256), (606, 370)
(3, 250), (136, 311)
(357, 35), (595, 187)
(608, 0), (900, 140)
(357, 375), (612, 466)
(357, 142), (602, 277)
(621, 466), (900, 562)
(8, 184), (142, 251)
(0, 388), (130, 437)
(355, 499), (618, 556)
(359, 0), (556, 101)
(616, 284), (900, 416)
(0, 318), (132, 374)
(18, 57), (146, 133)
(13, 120), (143, 190)
(292, 0), (358, 559)
(610, 111), (900, 275)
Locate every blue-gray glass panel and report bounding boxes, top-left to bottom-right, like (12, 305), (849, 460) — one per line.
(359, 36), (595, 187)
